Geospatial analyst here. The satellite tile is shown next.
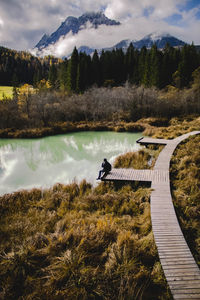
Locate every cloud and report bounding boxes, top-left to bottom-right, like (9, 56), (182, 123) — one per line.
(104, 0), (187, 20)
(0, 0), (200, 52)
(0, 18), (4, 27)
(34, 23), (126, 57)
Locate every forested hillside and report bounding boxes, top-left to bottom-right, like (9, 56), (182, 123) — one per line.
(62, 43), (200, 92)
(0, 47), (60, 86)
(0, 43), (200, 92)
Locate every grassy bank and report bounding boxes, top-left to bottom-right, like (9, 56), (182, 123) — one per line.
(0, 145), (172, 299)
(144, 116), (200, 139)
(0, 115), (199, 140)
(0, 120), (145, 139)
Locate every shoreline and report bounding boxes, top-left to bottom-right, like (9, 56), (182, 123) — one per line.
(0, 121), (146, 139)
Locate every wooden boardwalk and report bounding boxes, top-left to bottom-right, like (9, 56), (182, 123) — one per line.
(102, 131), (200, 299)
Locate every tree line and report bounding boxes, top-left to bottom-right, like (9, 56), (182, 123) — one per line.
(49, 43), (200, 91)
(0, 46), (60, 87)
(0, 65), (200, 132)
(0, 43), (200, 92)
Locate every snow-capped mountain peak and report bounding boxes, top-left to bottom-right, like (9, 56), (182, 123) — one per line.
(133, 33), (186, 49)
(35, 12), (120, 50)
(144, 32), (173, 41)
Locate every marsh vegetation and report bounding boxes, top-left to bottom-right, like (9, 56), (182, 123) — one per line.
(1, 118), (200, 299)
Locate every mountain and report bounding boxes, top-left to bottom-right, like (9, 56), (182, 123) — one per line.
(133, 33), (186, 49)
(34, 12), (187, 58)
(35, 12), (120, 50)
(76, 33), (186, 56)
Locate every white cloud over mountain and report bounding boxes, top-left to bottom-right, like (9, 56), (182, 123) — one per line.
(0, 0), (200, 52)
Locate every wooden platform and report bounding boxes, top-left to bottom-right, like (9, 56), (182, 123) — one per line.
(102, 168), (169, 183)
(103, 131), (200, 299)
(136, 136), (172, 145)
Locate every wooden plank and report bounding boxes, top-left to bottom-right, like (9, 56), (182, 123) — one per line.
(161, 256), (196, 262)
(172, 294), (200, 299)
(168, 275), (200, 281)
(161, 262), (197, 268)
(163, 264), (200, 270)
(171, 288), (200, 293)
(169, 282), (200, 289)
(158, 249), (191, 253)
(160, 254), (193, 258)
(164, 269), (200, 276)
(158, 248), (191, 253)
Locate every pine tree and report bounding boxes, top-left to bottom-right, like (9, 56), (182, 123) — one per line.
(138, 46), (148, 85)
(58, 59), (68, 90)
(125, 43), (135, 83)
(142, 50), (150, 87)
(48, 64), (57, 89)
(66, 47), (79, 92)
(92, 50), (101, 86)
(114, 48), (126, 85)
(178, 44), (199, 88)
(11, 73), (19, 87)
(149, 44), (162, 88)
(76, 53), (88, 92)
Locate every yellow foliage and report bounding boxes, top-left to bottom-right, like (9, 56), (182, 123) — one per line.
(159, 85), (179, 100)
(37, 79), (51, 90)
(17, 84), (35, 112)
(18, 84), (34, 96)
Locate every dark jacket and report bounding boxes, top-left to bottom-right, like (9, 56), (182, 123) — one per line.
(102, 160), (112, 173)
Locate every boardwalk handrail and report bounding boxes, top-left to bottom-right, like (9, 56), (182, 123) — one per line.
(103, 131), (200, 299)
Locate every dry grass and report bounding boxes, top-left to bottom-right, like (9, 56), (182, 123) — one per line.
(170, 134), (200, 266)
(114, 146), (164, 170)
(0, 178), (171, 299)
(149, 116), (200, 139)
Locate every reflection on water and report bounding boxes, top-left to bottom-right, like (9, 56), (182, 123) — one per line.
(0, 131), (142, 195)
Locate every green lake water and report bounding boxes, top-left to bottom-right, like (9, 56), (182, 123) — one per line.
(0, 131), (142, 195)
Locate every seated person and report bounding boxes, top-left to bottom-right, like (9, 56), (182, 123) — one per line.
(97, 158), (112, 180)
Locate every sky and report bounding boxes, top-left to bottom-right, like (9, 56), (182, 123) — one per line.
(0, 0), (200, 57)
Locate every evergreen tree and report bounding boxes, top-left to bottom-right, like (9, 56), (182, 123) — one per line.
(33, 69), (42, 87)
(142, 50), (151, 87)
(161, 43), (174, 87)
(66, 47), (79, 92)
(138, 46), (148, 85)
(11, 73), (19, 87)
(125, 43), (135, 83)
(91, 50), (101, 86)
(178, 44), (199, 88)
(58, 59), (68, 90)
(76, 52), (91, 92)
(100, 50), (114, 86)
(48, 64), (57, 89)
(149, 44), (162, 88)
(114, 48), (126, 85)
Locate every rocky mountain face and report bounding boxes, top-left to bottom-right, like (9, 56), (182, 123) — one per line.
(34, 12), (187, 57)
(35, 12), (120, 50)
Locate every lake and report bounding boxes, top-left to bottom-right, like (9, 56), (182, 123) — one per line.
(0, 131), (142, 195)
